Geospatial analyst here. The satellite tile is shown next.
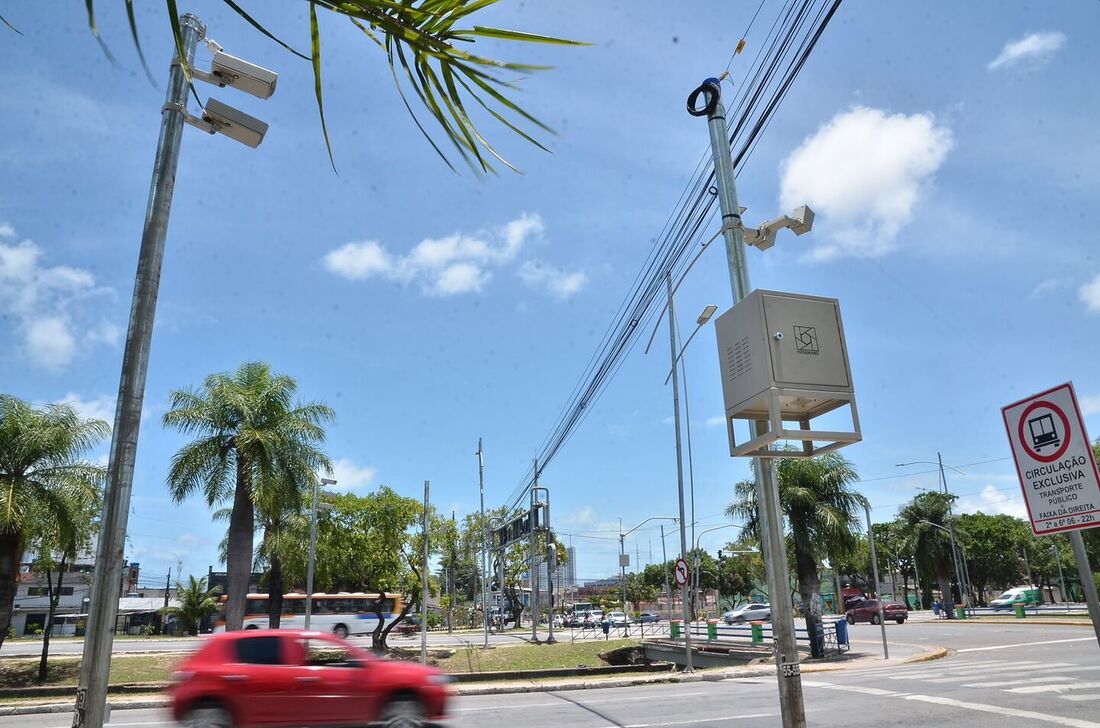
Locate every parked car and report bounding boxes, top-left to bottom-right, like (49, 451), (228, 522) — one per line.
(393, 615), (420, 635)
(846, 599), (908, 624)
(168, 629), (450, 728)
(723, 603), (771, 624)
(991, 586), (1042, 610)
(607, 611), (630, 627)
(635, 612), (661, 623)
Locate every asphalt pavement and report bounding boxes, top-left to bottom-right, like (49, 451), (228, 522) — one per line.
(3, 619), (1098, 726)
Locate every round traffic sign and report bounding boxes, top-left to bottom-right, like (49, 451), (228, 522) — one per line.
(1017, 399), (1072, 463)
(674, 558), (689, 587)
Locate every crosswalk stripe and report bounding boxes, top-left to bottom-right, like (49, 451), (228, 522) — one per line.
(964, 675), (1089, 688)
(916, 664), (1073, 683)
(1060, 694), (1100, 702)
(887, 661), (1052, 680)
(1008, 681), (1100, 694)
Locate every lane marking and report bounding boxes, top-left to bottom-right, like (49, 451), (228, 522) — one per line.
(964, 675), (1092, 688)
(904, 694), (1100, 727)
(1060, 694), (1100, 702)
(1008, 681), (1100, 694)
(622, 712), (775, 727)
(957, 637), (1095, 653)
(453, 690), (708, 712)
(916, 664), (1074, 682)
(801, 680), (897, 696)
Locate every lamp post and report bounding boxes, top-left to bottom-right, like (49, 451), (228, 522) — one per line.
(477, 438), (489, 647)
(864, 503), (889, 659)
(897, 456), (970, 610)
(918, 519), (971, 612)
(73, 15), (277, 728)
(692, 524), (753, 616)
(305, 477), (337, 630)
(620, 517), (678, 630)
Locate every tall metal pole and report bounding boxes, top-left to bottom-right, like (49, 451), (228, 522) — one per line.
(73, 15), (205, 728)
(912, 549), (922, 609)
(864, 504), (889, 659)
(697, 77), (805, 726)
(620, 522), (627, 614)
(304, 476), (320, 630)
(544, 489), (555, 644)
(660, 525), (672, 622)
(938, 452), (968, 610)
(421, 480), (430, 664)
(478, 438), (489, 648)
(530, 459), (539, 642)
(1068, 531), (1100, 648)
(666, 272), (694, 672)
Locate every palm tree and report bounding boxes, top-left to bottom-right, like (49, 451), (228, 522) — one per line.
(0, 396), (107, 651)
(168, 576), (220, 636)
(898, 491), (959, 616)
(7, 2), (584, 173)
(727, 452), (866, 658)
(163, 362), (333, 631)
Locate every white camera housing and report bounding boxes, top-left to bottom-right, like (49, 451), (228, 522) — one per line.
(209, 51), (278, 100)
(201, 98), (269, 148)
(788, 205), (814, 236)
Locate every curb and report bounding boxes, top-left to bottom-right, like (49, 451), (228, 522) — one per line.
(0, 646), (952, 716)
(926, 619), (1092, 627)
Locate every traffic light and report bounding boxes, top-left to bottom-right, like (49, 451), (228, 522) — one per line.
(491, 579), (499, 591)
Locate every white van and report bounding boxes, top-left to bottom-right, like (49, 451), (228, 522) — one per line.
(990, 586), (1041, 610)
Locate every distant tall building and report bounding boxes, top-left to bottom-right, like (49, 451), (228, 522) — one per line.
(534, 545), (577, 602)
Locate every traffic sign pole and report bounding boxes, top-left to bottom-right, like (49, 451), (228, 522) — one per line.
(1002, 382), (1100, 648)
(1069, 530), (1100, 648)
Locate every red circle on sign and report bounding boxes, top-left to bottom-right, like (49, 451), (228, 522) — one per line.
(1017, 400), (1072, 463)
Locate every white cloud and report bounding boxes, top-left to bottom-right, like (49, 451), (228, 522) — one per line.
(1080, 395), (1100, 417)
(322, 213), (543, 297)
(325, 458), (378, 492)
(779, 107), (952, 261)
(321, 241), (395, 281)
(518, 260), (587, 300)
(0, 226), (116, 370)
(1079, 274), (1100, 314)
(1030, 278), (1064, 297)
(58, 392), (116, 423)
(956, 484), (1028, 520)
(704, 416), (726, 428)
(988, 31), (1066, 71)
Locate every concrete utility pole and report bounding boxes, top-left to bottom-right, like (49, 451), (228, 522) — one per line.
(938, 452), (969, 610)
(478, 438), (489, 647)
(1068, 531), (1100, 648)
(421, 480), (430, 664)
(692, 77), (805, 726)
(72, 16), (205, 728)
(665, 272), (694, 672)
(864, 504), (889, 659)
(619, 519), (627, 615)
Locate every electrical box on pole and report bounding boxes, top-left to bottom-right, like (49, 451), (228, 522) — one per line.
(714, 289), (861, 458)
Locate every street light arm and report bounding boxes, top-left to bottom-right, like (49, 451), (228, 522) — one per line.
(623, 516), (678, 538)
(664, 322), (707, 386)
(693, 523), (747, 551)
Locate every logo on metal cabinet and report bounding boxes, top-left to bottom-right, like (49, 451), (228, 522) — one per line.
(793, 325), (819, 355)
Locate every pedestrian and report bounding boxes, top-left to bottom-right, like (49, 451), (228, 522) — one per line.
(932, 599), (941, 619)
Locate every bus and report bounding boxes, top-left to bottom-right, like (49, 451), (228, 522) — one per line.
(217, 592), (404, 637)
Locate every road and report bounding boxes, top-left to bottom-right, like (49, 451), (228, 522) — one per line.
(3, 621), (1098, 726)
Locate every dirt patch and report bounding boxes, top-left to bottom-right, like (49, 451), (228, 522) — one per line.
(599, 645), (647, 666)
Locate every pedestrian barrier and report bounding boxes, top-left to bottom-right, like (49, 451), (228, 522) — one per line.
(565, 617), (849, 655)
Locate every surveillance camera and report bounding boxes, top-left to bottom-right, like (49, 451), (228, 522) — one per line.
(210, 51), (278, 99)
(788, 205), (815, 236)
(202, 98), (269, 148)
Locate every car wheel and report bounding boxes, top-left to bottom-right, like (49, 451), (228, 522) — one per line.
(896, 618), (905, 624)
(379, 696), (426, 728)
(871, 613), (881, 625)
(244, 624), (259, 630)
(333, 624), (349, 638)
(845, 615), (855, 625)
(182, 704), (233, 728)
(735, 616), (745, 624)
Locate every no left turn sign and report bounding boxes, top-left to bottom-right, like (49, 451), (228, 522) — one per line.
(1002, 382), (1100, 536)
(674, 558), (690, 587)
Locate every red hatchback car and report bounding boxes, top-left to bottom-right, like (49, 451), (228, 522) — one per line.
(845, 599), (908, 625)
(168, 630), (450, 728)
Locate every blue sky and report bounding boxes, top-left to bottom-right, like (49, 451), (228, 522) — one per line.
(2, 1), (1099, 587)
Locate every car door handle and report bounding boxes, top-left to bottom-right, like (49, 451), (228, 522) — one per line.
(295, 676), (322, 684)
(222, 675), (249, 683)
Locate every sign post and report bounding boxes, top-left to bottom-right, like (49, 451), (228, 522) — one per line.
(1002, 382), (1100, 647)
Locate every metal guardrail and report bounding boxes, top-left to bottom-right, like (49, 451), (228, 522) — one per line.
(566, 618), (848, 656)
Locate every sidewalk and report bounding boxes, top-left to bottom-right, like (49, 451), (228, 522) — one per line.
(0, 642), (948, 717)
